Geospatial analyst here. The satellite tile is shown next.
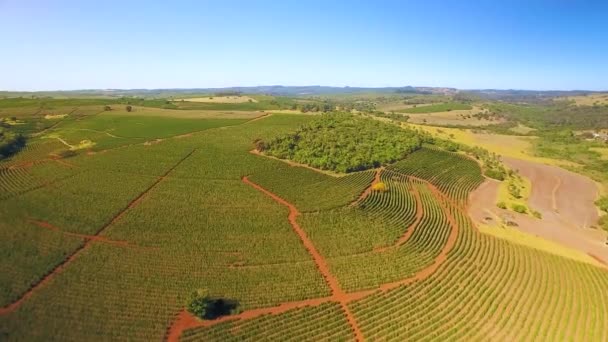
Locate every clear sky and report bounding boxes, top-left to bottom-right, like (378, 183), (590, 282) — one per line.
(1, 0), (607, 91)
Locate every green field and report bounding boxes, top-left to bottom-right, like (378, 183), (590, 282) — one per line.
(399, 102), (473, 113)
(1, 96), (608, 341)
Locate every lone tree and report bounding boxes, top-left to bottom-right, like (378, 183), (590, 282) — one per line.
(126, 105), (133, 112)
(186, 289), (241, 319)
(187, 289), (211, 319)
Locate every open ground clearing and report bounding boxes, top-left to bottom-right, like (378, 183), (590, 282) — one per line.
(2, 109), (608, 341)
(468, 169), (608, 265)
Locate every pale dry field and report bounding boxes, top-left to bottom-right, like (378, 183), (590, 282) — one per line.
(406, 106), (503, 126)
(172, 95), (258, 103)
(559, 93), (608, 106)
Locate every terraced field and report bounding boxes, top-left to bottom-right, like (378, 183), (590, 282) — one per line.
(1, 112), (607, 341)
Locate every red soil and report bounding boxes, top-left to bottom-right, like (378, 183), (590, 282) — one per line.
(241, 176), (364, 341)
(468, 176), (608, 265)
(166, 175), (460, 341)
(0, 150), (196, 316)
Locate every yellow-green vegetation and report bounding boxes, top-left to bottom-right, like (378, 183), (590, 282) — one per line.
(406, 123), (576, 167)
(103, 106), (263, 119)
(172, 95), (258, 103)
(44, 114), (68, 120)
(496, 172), (534, 216)
(372, 181), (387, 192)
(477, 225), (602, 267)
(590, 147), (608, 160)
(399, 102), (472, 113)
(559, 93), (608, 106)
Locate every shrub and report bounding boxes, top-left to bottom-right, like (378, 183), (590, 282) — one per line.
(497, 201), (507, 209)
(126, 105), (133, 112)
(372, 182), (388, 192)
(596, 196), (608, 213)
(104, 105), (112, 111)
(511, 204), (528, 214)
(531, 210), (542, 219)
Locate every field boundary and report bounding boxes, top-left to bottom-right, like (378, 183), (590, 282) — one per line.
(0, 149), (197, 316)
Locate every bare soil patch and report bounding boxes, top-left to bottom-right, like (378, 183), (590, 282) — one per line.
(469, 174), (608, 266)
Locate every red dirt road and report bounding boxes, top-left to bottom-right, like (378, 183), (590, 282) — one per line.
(241, 176), (364, 341)
(167, 175), (461, 341)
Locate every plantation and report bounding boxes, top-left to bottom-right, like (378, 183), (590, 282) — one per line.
(1, 96), (607, 342)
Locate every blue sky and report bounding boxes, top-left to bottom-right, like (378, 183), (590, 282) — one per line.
(1, 0), (607, 91)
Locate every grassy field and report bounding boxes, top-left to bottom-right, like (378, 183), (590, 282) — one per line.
(173, 96), (258, 103)
(1, 98), (608, 341)
(399, 102), (472, 113)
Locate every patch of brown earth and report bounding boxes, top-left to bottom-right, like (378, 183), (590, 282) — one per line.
(468, 176), (608, 265)
(502, 157), (599, 229)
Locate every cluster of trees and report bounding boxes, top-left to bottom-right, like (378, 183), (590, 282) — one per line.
(260, 113), (423, 173)
(290, 102), (335, 113)
(0, 128), (25, 160)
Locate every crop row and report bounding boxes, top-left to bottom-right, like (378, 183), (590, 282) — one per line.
(181, 302), (353, 341)
(388, 147), (484, 203)
(349, 204), (608, 340)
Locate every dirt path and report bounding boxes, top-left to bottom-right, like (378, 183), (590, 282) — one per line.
(245, 112), (271, 123)
(0, 150), (196, 316)
(167, 175), (460, 341)
(241, 176), (364, 341)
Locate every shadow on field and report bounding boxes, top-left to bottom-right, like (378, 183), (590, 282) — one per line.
(204, 298), (241, 320)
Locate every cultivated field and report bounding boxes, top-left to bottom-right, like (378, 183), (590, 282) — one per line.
(172, 96), (258, 103)
(1, 96), (608, 341)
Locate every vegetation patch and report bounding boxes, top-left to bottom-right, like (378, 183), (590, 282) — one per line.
(260, 113), (423, 173)
(399, 102), (472, 114)
(496, 172), (532, 215)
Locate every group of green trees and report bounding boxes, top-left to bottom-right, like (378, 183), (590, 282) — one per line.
(260, 113), (424, 173)
(0, 127), (25, 160)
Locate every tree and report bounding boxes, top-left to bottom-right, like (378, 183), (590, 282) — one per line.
(126, 105), (133, 112)
(187, 289), (210, 319)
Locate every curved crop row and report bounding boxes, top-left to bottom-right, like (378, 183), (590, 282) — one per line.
(388, 147), (484, 204)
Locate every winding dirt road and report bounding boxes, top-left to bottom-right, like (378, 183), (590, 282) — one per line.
(166, 174), (461, 341)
